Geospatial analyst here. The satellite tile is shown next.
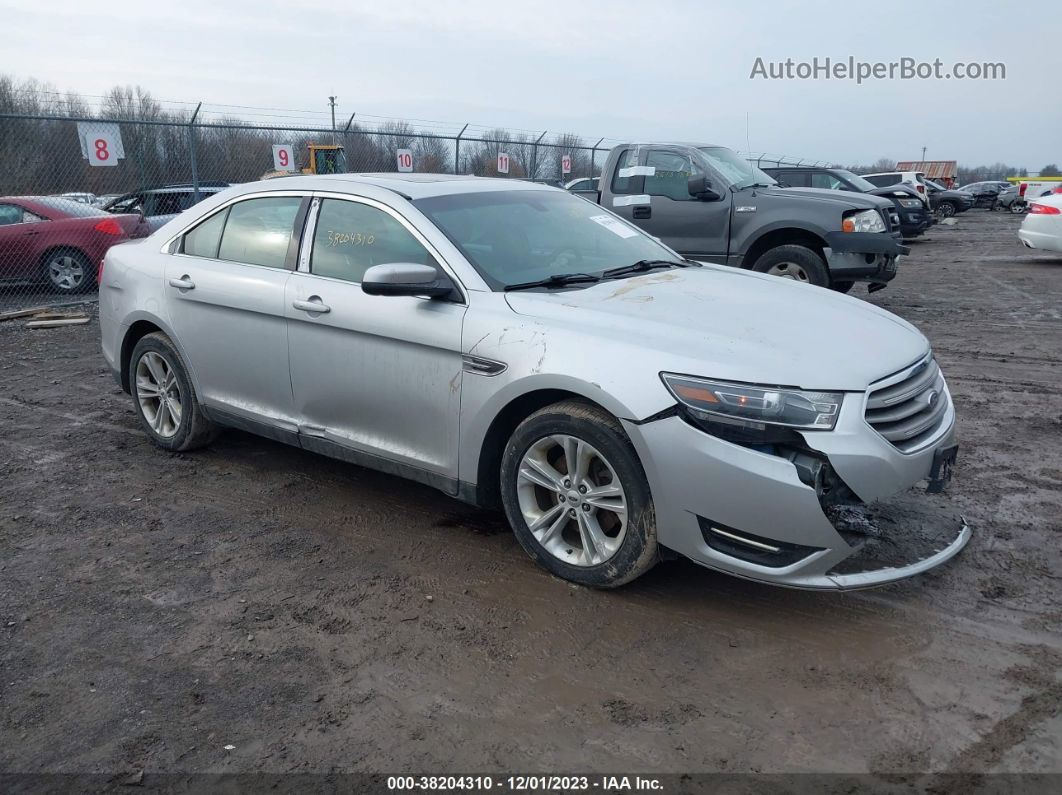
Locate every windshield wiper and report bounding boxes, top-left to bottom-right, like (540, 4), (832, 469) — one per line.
(601, 259), (693, 279)
(504, 273), (601, 291)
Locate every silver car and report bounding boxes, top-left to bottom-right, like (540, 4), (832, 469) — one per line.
(99, 174), (969, 590)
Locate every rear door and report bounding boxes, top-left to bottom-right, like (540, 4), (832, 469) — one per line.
(285, 194), (466, 484)
(163, 193), (307, 434)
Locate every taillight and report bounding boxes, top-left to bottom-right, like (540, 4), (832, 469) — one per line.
(1020, 183), (1028, 196)
(94, 218), (123, 236)
(1029, 203), (1061, 215)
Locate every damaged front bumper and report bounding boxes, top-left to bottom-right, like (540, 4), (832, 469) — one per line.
(622, 392), (969, 590)
(823, 231), (910, 287)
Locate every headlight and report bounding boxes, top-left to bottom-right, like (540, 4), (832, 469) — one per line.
(897, 198), (922, 208)
(661, 373), (844, 431)
(842, 209), (886, 233)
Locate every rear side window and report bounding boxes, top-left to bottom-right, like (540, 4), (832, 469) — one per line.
(182, 207), (229, 259)
(310, 199), (437, 284)
(218, 197), (302, 269)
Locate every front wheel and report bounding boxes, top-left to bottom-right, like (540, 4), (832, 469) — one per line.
(500, 400), (658, 588)
(936, 202), (957, 218)
(1010, 202), (1027, 214)
(751, 245), (830, 287)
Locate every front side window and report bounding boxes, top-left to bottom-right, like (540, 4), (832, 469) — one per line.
(414, 189), (682, 291)
(0, 204), (23, 226)
(610, 148), (639, 195)
(697, 147), (775, 190)
(811, 172), (845, 191)
(645, 150), (704, 201)
(310, 199), (437, 283)
(217, 197), (302, 269)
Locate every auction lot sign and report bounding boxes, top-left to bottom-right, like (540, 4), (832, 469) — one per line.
(76, 121), (125, 167)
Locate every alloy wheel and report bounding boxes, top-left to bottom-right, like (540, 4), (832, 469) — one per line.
(47, 255), (85, 291)
(135, 351), (183, 438)
(515, 434), (627, 567)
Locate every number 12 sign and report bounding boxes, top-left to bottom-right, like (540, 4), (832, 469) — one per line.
(497, 152), (510, 175)
(396, 149), (414, 172)
(272, 144), (296, 172)
(561, 155), (572, 175)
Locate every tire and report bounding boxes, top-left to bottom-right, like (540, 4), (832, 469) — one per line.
(1010, 202), (1026, 214)
(936, 201), (957, 219)
(129, 332), (219, 452)
(500, 399), (658, 588)
(750, 245), (829, 287)
(830, 280), (855, 294)
(42, 248), (94, 294)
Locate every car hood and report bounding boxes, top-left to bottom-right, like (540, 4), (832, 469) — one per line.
(758, 186), (893, 211)
(503, 266), (928, 392)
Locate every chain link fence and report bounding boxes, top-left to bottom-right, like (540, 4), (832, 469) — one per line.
(0, 112), (614, 311)
(0, 110), (828, 312)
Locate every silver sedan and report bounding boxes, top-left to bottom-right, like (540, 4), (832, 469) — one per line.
(99, 174), (969, 589)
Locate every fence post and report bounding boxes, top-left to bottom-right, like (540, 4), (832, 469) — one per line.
(454, 124), (468, 175)
(532, 131), (546, 180)
(591, 137), (604, 179)
(188, 102), (202, 202)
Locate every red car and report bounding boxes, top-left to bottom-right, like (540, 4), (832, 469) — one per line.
(0, 196), (149, 294)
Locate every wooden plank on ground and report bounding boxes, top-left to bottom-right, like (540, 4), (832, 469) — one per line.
(26, 317), (91, 329)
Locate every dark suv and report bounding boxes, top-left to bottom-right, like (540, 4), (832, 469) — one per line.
(103, 182), (230, 231)
(764, 166), (932, 239)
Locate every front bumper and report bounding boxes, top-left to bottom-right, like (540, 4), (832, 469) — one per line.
(823, 232), (909, 284)
(622, 390), (967, 590)
(898, 208), (931, 237)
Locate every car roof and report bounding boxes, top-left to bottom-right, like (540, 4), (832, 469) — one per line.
(233, 173), (559, 200)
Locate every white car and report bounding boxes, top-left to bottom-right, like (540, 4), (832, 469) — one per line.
(1018, 194), (1062, 253)
(861, 171), (930, 208)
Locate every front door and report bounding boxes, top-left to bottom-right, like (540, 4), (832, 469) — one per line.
(286, 195), (466, 485)
(163, 194), (306, 433)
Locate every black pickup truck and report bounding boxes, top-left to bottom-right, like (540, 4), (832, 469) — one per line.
(577, 143), (908, 292)
(763, 166), (933, 239)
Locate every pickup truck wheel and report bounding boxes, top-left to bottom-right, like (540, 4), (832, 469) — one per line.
(130, 332), (219, 452)
(500, 399), (658, 588)
(752, 245), (829, 287)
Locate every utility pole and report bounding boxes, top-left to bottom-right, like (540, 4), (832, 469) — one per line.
(329, 96), (337, 145)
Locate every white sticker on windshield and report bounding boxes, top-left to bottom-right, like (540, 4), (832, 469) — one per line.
(590, 214), (639, 238)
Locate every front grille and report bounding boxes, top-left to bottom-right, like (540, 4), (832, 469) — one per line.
(865, 356), (950, 452)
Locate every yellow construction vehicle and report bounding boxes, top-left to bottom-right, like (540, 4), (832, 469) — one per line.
(261, 143), (347, 179)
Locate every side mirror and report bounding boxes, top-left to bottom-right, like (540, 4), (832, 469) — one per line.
(361, 262), (455, 299)
(687, 175), (721, 201)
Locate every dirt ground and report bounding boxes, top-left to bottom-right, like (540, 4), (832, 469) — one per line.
(1, 210), (1060, 789)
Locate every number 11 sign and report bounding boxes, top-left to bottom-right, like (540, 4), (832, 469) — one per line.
(497, 153), (510, 174)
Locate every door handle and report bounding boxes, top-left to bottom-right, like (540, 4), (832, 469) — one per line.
(633, 206), (651, 219)
(168, 276), (195, 290)
(292, 297), (331, 314)
(23, 230), (40, 236)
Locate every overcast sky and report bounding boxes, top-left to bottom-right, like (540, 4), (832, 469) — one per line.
(5, 0), (1060, 168)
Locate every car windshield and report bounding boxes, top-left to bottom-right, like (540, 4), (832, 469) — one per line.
(835, 170), (878, 192)
(697, 147), (776, 189)
(413, 189), (683, 290)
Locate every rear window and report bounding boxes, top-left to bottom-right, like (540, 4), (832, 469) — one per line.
(34, 197), (108, 218)
(182, 207), (230, 259)
(217, 197), (301, 269)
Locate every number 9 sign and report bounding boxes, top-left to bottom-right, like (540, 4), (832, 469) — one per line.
(272, 144), (296, 172)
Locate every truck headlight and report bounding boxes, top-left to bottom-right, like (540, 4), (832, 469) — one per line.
(897, 198), (923, 208)
(842, 209), (886, 233)
(661, 373), (844, 431)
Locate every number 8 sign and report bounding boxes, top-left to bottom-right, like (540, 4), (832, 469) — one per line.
(86, 133), (118, 167)
(77, 122), (124, 167)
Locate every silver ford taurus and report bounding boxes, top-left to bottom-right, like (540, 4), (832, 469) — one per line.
(99, 174), (969, 589)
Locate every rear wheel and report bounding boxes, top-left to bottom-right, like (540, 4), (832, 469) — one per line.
(43, 249), (94, 294)
(130, 332), (218, 452)
(751, 245), (829, 288)
(500, 400), (658, 588)
(936, 201), (957, 219)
